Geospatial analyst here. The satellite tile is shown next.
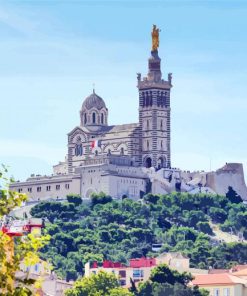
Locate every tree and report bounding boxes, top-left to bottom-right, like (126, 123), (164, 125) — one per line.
(67, 194), (82, 206)
(150, 264), (193, 286)
(91, 192), (113, 207)
(226, 186), (242, 204)
(138, 265), (209, 296)
(65, 271), (133, 296)
(208, 207), (227, 223)
(196, 222), (213, 235)
(0, 165), (50, 295)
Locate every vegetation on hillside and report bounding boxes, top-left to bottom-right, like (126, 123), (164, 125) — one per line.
(30, 191), (247, 281)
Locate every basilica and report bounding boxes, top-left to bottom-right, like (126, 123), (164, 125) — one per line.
(10, 27), (247, 201)
(67, 29), (172, 173)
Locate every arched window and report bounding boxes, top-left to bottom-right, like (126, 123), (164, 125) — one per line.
(147, 120), (149, 130)
(120, 147), (124, 155)
(84, 113), (87, 124)
(107, 149), (111, 155)
(101, 113), (104, 124)
(95, 150), (98, 156)
(147, 140), (149, 150)
(92, 112), (96, 124)
(75, 144), (83, 156)
(160, 120), (163, 130)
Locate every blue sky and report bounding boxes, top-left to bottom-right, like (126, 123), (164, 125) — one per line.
(0, 0), (247, 181)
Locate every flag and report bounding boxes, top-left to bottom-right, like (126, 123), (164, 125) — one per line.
(91, 140), (101, 148)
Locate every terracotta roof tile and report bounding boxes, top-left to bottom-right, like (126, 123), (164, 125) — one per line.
(192, 273), (247, 286)
(232, 268), (247, 276)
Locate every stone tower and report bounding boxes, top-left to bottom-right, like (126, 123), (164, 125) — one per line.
(137, 26), (172, 169)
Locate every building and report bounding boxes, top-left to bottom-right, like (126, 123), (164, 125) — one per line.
(10, 26), (247, 201)
(191, 273), (247, 296)
(84, 252), (207, 288)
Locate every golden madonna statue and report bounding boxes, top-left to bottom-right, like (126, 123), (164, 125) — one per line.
(152, 24), (160, 51)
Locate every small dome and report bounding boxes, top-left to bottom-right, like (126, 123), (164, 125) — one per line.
(82, 91), (106, 110)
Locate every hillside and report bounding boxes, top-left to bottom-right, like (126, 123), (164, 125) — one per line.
(30, 192), (247, 281)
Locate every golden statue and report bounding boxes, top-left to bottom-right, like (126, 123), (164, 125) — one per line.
(151, 24), (160, 51)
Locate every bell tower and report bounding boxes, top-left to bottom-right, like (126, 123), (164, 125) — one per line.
(137, 25), (172, 169)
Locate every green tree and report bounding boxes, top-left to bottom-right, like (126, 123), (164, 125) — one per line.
(226, 186), (242, 204)
(65, 271), (133, 296)
(0, 165), (50, 295)
(149, 264), (193, 286)
(208, 207), (227, 223)
(91, 192), (113, 207)
(138, 265), (209, 296)
(67, 194), (82, 206)
(196, 222), (213, 235)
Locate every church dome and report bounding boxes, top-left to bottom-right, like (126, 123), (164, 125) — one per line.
(82, 91), (106, 110)
(80, 90), (108, 131)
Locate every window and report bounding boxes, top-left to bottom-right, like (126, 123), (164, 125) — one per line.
(56, 185), (60, 190)
(147, 140), (149, 150)
(95, 150), (98, 156)
(133, 269), (144, 278)
(27, 187), (32, 193)
(119, 270), (126, 278)
(101, 113), (104, 124)
(119, 279), (126, 286)
(65, 184), (70, 189)
(160, 120), (163, 130)
(223, 288), (230, 296)
(107, 149), (111, 155)
(84, 113), (87, 124)
(120, 147), (124, 155)
(92, 112), (96, 124)
(75, 144), (83, 156)
(214, 288), (220, 296)
(46, 185), (51, 191)
(147, 120), (149, 130)
(37, 187), (41, 192)
(18, 188), (22, 193)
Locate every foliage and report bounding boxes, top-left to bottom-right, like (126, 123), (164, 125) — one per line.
(137, 264), (209, 296)
(67, 194), (82, 206)
(31, 192), (247, 280)
(0, 164), (50, 295)
(65, 271), (133, 296)
(226, 186), (242, 204)
(149, 264), (193, 285)
(90, 192), (113, 207)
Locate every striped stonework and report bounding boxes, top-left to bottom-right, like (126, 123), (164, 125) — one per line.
(137, 49), (172, 169)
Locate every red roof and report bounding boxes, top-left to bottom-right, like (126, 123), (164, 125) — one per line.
(208, 269), (229, 274)
(232, 265), (247, 272)
(130, 257), (156, 268)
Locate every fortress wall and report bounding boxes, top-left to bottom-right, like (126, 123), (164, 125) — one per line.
(206, 163), (247, 200)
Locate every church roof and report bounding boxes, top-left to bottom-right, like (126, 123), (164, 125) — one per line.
(82, 91), (107, 110)
(101, 123), (138, 133)
(68, 123), (138, 137)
